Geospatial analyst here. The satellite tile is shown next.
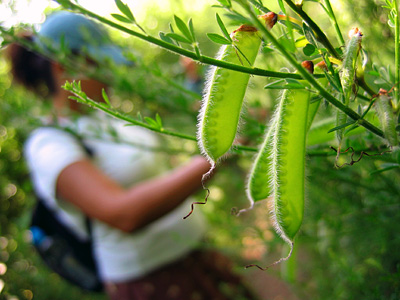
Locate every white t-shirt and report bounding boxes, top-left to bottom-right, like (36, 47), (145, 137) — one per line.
(24, 112), (206, 282)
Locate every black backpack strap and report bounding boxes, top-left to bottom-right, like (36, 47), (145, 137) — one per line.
(30, 126), (103, 291)
(31, 198), (103, 291)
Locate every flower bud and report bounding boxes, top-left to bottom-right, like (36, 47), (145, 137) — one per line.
(301, 60), (314, 74)
(316, 61), (327, 71)
(348, 27), (363, 39)
(258, 12), (278, 30)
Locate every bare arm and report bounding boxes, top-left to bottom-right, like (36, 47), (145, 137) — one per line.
(56, 155), (212, 232)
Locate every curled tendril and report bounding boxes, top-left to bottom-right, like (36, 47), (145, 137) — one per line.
(183, 165), (215, 219)
(245, 242), (294, 271)
(331, 146), (391, 168)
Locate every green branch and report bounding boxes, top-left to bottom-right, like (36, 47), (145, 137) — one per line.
(395, 0), (400, 109)
(322, 0), (345, 46)
(237, 1), (384, 139)
(282, 0), (340, 59)
(64, 81), (360, 157)
(59, 0), (383, 138)
(58, 0), (324, 81)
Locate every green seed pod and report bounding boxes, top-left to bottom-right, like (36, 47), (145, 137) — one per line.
(341, 28), (363, 106)
(375, 90), (399, 147)
(246, 88), (310, 246)
(198, 25), (261, 167)
(336, 28), (363, 149)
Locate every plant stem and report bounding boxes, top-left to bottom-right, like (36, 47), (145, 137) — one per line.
(322, 0), (345, 46)
(394, 0), (400, 110)
(238, 1), (384, 139)
(66, 81), (368, 157)
(62, 0), (383, 138)
(282, 0), (340, 59)
(61, 1), (324, 81)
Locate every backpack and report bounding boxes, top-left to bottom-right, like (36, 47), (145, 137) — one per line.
(30, 198), (103, 292)
(29, 129), (103, 292)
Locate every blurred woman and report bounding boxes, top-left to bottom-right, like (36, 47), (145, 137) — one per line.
(6, 11), (257, 300)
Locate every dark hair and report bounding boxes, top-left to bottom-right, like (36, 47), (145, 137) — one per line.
(6, 33), (56, 98)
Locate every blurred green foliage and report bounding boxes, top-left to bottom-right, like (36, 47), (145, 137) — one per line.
(0, 1), (400, 300)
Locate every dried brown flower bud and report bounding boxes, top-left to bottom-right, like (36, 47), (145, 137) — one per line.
(233, 24), (258, 33)
(258, 12), (278, 30)
(316, 61), (327, 71)
(301, 60), (314, 74)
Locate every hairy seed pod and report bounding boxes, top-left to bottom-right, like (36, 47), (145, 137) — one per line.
(246, 88), (310, 249)
(375, 90), (399, 147)
(341, 27), (362, 106)
(336, 28), (363, 149)
(198, 25), (261, 169)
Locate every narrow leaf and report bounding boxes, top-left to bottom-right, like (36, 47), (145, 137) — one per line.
(328, 120), (356, 133)
(165, 33), (192, 44)
(159, 32), (176, 44)
(216, 13), (231, 41)
(156, 113), (163, 128)
(277, 0), (285, 13)
(264, 80), (305, 89)
(370, 163), (400, 175)
(303, 23), (317, 46)
(215, 0), (232, 7)
(115, 0), (135, 21)
(144, 117), (160, 129)
(188, 18), (196, 42)
(111, 13), (132, 24)
(174, 15), (193, 42)
(206, 33), (232, 45)
(102, 89), (111, 106)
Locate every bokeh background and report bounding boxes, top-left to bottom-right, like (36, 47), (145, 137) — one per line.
(1, 0), (400, 299)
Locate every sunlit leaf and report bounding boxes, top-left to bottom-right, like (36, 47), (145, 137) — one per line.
(207, 33), (232, 45)
(115, 0), (135, 21)
(159, 32), (176, 44)
(144, 117), (161, 129)
(111, 13), (132, 24)
(216, 13), (231, 41)
(188, 18), (196, 42)
(174, 15), (193, 42)
(165, 33), (192, 44)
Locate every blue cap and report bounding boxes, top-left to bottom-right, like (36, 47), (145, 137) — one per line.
(35, 11), (132, 66)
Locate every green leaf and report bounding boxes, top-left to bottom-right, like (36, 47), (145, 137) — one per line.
(215, 0), (232, 7)
(188, 18), (196, 42)
(111, 13), (132, 24)
(174, 15), (193, 42)
(278, 34), (296, 53)
(159, 32), (176, 44)
(303, 23), (317, 47)
(328, 120), (357, 133)
(165, 33), (192, 44)
(370, 163), (400, 175)
(137, 112), (143, 122)
(156, 113), (163, 128)
(216, 13), (231, 41)
(144, 117), (160, 129)
(206, 33), (232, 45)
(102, 89), (111, 106)
(277, 0), (286, 13)
(303, 43), (316, 56)
(295, 36), (308, 48)
(115, 0), (135, 21)
(264, 79), (306, 89)
(223, 13), (250, 26)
